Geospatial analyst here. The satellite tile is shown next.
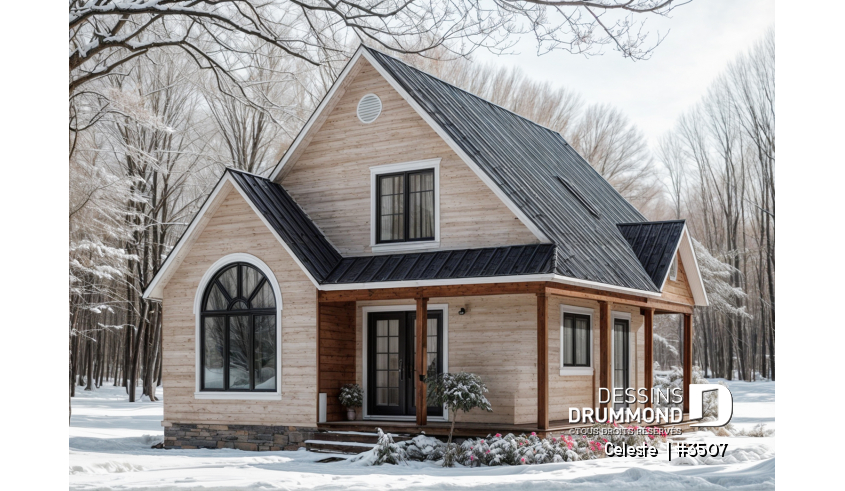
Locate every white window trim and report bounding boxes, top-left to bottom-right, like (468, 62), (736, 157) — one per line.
(559, 304), (595, 376)
(370, 159), (441, 253)
(193, 253), (283, 401)
(361, 304), (449, 421)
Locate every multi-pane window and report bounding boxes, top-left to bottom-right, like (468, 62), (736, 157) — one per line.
(376, 169), (435, 243)
(200, 263), (277, 392)
(562, 313), (591, 367)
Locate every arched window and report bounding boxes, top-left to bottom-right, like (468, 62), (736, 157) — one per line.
(200, 262), (277, 392)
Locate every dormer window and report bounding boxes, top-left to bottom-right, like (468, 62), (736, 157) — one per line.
(370, 159), (440, 252)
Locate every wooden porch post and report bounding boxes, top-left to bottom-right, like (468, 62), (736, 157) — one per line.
(415, 297), (428, 426)
(599, 301), (612, 410)
(682, 313), (693, 414)
(537, 293), (549, 430)
(642, 307), (654, 406)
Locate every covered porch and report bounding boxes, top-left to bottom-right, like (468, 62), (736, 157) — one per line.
(316, 281), (697, 437)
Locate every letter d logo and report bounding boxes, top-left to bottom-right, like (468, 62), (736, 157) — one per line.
(689, 384), (733, 427)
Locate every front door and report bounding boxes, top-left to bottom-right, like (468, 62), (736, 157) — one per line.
(613, 319), (630, 410)
(367, 311), (443, 417)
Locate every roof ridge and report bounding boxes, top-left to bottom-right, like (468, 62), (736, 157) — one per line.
(225, 167), (271, 180)
(363, 47), (571, 142)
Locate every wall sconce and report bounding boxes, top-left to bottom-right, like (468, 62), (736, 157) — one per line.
(458, 307), (466, 315)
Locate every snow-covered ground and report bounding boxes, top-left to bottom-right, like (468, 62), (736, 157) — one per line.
(69, 380), (775, 490)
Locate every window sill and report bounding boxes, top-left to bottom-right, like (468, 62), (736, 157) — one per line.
(371, 241), (440, 254)
(194, 392), (282, 401)
(559, 367), (594, 376)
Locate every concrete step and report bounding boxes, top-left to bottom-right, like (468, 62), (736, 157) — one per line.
(311, 431), (411, 444)
(305, 439), (377, 454)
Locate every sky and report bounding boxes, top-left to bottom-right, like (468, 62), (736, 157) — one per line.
(473, 0), (775, 144)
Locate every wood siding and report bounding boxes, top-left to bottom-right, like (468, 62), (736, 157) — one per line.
(355, 295), (539, 425)
(279, 60), (539, 255)
(662, 253), (695, 305)
(546, 297), (645, 421)
(319, 301), (357, 421)
(161, 188), (318, 426)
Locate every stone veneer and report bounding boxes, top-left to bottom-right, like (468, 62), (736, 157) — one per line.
(164, 423), (318, 451)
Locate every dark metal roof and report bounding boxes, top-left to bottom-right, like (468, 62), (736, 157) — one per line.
(617, 220), (686, 288)
(228, 169), (342, 283)
(365, 48), (660, 292)
(323, 244), (555, 284)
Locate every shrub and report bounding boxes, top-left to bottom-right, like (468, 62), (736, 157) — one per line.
(338, 384), (363, 408)
(350, 428), (406, 465)
(426, 371), (493, 466)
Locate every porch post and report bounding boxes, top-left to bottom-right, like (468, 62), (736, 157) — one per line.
(415, 297), (428, 426)
(537, 293), (549, 430)
(599, 301), (612, 410)
(642, 307), (654, 406)
(682, 313), (693, 414)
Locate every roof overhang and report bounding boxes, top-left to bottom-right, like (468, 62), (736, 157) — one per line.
(666, 226), (708, 307)
(267, 46), (551, 245)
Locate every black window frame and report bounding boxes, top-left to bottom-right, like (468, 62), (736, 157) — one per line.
(375, 168), (436, 244)
(199, 262), (277, 393)
(562, 312), (591, 368)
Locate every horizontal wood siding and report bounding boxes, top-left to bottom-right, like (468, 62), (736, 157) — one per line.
(547, 298), (646, 421)
(162, 188), (317, 426)
(662, 253), (695, 305)
(319, 302), (356, 421)
(355, 295), (538, 425)
(280, 60), (539, 255)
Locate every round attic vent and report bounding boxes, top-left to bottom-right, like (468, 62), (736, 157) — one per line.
(357, 94), (382, 123)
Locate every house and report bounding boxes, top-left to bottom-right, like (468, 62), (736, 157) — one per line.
(143, 46), (707, 451)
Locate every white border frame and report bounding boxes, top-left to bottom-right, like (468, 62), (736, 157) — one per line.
(370, 159), (441, 253)
(193, 253), (283, 401)
(559, 304), (595, 376)
(357, 93), (383, 124)
(361, 304), (449, 421)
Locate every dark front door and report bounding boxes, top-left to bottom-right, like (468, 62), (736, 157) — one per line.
(613, 319), (630, 410)
(367, 311), (443, 417)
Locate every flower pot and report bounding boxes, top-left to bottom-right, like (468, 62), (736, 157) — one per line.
(346, 408), (356, 421)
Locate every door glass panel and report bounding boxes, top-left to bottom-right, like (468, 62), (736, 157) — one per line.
(203, 317), (225, 389)
(253, 315), (275, 390)
(374, 318), (400, 407)
(228, 316), (250, 389)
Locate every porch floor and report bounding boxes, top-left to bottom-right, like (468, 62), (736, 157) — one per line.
(317, 414), (698, 439)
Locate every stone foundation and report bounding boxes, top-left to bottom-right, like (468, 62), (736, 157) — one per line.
(164, 423), (318, 451)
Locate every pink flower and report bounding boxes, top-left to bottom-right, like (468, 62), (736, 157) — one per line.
(470, 455), (474, 461)
(521, 457), (525, 463)
(531, 432), (537, 436)
(486, 450), (490, 454)
(495, 433), (502, 438)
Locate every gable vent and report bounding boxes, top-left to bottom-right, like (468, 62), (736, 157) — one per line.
(357, 94), (382, 123)
(555, 176), (601, 218)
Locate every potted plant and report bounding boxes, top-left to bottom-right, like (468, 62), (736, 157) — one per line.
(338, 384), (363, 420)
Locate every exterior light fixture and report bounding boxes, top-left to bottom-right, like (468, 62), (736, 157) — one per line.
(459, 308), (466, 315)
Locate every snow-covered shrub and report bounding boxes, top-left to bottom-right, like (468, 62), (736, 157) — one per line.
(426, 371), (492, 466)
(338, 384), (363, 408)
(403, 435), (447, 462)
(350, 429), (406, 465)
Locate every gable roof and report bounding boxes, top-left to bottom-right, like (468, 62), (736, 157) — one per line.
(359, 48), (659, 292)
(146, 47), (708, 305)
(617, 220), (686, 289)
(228, 169), (342, 283)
